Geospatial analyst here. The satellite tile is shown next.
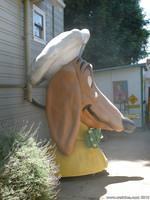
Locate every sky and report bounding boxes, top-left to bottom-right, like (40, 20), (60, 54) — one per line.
(139, 0), (150, 62)
(140, 0), (150, 21)
(140, 0), (150, 31)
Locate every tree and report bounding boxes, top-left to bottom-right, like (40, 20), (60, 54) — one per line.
(64, 0), (150, 69)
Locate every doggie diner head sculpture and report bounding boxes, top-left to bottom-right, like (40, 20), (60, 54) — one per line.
(46, 58), (135, 155)
(30, 29), (135, 156)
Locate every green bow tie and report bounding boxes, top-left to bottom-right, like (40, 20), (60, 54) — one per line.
(85, 128), (103, 148)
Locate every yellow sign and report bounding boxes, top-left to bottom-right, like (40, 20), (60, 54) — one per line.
(128, 94), (138, 105)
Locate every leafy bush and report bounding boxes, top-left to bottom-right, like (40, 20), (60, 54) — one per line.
(0, 126), (59, 200)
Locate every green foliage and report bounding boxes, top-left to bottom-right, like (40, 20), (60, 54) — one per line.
(64, 0), (150, 69)
(0, 127), (59, 200)
(85, 128), (103, 148)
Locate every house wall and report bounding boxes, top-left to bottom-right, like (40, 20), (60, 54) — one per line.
(94, 67), (143, 127)
(54, 5), (64, 36)
(0, 0), (25, 85)
(0, 0), (64, 138)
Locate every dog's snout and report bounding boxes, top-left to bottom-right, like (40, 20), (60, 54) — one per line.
(122, 118), (136, 133)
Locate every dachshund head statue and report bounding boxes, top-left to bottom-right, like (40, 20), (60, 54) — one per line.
(46, 57), (135, 155)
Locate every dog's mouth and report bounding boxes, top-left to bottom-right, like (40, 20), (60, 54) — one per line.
(82, 104), (115, 130)
(83, 104), (101, 122)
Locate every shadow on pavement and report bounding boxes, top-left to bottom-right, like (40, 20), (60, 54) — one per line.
(59, 171), (143, 200)
(58, 128), (148, 199)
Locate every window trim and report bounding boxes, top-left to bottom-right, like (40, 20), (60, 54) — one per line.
(33, 4), (46, 44)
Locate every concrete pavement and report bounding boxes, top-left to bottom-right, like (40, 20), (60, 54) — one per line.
(58, 128), (150, 200)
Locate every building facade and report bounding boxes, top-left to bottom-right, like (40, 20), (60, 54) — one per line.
(0, 0), (65, 138)
(94, 64), (146, 127)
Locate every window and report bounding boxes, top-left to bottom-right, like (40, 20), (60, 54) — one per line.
(33, 5), (46, 43)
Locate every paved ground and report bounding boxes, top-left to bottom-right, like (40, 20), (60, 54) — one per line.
(58, 127), (150, 200)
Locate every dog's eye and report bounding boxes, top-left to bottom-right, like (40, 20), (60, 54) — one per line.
(95, 91), (98, 98)
(87, 75), (92, 87)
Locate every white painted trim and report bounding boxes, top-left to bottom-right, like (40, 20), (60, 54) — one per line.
(32, 4), (46, 44)
(33, 36), (46, 45)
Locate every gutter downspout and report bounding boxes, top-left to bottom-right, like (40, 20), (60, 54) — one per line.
(52, 5), (55, 37)
(24, 0), (45, 109)
(140, 67), (144, 127)
(24, 0), (32, 102)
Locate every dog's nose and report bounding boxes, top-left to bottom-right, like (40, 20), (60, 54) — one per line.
(122, 118), (136, 133)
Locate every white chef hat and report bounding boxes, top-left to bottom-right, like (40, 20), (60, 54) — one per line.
(30, 28), (90, 85)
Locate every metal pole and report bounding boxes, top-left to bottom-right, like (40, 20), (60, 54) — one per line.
(24, 0), (32, 102)
(140, 67), (144, 127)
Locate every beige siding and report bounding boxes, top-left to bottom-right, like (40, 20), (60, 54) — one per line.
(0, 0), (64, 137)
(54, 6), (64, 36)
(0, 0), (25, 85)
(0, 88), (49, 139)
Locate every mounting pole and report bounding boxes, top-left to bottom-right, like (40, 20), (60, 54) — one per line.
(24, 0), (32, 102)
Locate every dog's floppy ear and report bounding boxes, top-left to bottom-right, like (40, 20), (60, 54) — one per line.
(46, 63), (81, 155)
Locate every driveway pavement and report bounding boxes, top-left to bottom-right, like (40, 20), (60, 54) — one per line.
(58, 128), (150, 200)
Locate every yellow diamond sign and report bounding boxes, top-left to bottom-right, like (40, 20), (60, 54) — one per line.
(128, 94), (138, 105)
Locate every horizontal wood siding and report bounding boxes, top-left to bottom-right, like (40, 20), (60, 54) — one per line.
(54, 6), (64, 36)
(0, 0), (64, 138)
(0, 88), (50, 139)
(0, 0), (25, 85)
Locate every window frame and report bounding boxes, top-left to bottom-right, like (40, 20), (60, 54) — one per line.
(33, 4), (46, 44)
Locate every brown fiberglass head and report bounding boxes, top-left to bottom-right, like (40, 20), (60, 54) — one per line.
(75, 58), (133, 132)
(46, 57), (135, 155)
